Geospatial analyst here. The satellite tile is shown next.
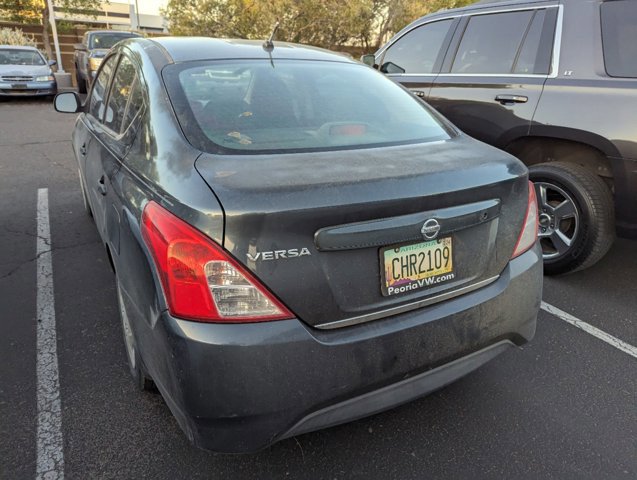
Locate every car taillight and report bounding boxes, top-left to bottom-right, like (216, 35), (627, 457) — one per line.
(511, 181), (539, 259)
(141, 201), (293, 323)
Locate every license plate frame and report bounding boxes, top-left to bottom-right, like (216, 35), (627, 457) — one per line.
(380, 237), (454, 297)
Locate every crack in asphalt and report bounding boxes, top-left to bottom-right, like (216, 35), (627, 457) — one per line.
(0, 240), (101, 281)
(3, 226), (51, 245)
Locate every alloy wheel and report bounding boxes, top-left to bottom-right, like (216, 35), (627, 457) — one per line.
(533, 182), (580, 260)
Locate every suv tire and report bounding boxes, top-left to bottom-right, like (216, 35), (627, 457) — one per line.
(529, 162), (615, 275)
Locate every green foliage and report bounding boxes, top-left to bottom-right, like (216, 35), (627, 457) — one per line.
(0, 26), (38, 46)
(0, 0), (102, 22)
(162, 0), (478, 50)
(0, 0), (42, 23)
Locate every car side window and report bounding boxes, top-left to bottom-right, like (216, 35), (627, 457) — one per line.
(601, 0), (637, 78)
(381, 19), (453, 74)
(120, 75), (145, 134)
(514, 9), (548, 75)
(451, 10), (535, 74)
(88, 55), (117, 121)
(104, 56), (137, 134)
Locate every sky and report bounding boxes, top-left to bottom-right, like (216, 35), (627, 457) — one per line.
(134, 0), (169, 15)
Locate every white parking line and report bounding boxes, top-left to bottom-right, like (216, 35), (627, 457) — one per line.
(35, 188), (65, 480)
(541, 301), (637, 359)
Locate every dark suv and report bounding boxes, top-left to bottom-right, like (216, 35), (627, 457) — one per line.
(368, 0), (637, 274)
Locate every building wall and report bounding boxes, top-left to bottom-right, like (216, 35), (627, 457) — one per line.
(55, 1), (167, 33)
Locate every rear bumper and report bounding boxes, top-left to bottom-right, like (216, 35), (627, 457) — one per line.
(138, 244), (542, 453)
(0, 81), (56, 96)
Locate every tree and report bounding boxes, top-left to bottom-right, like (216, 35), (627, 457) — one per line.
(0, 0), (100, 61)
(162, 0), (477, 51)
(0, 26), (38, 46)
(161, 0), (273, 38)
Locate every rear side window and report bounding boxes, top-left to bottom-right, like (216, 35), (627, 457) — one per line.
(452, 10), (535, 74)
(514, 10), (547, 74)
(121, 77), (145, 133)
(381, 20), (454, 74)
(601, 0), (637, 78)
(104, 56), (137, 133)
(88, 55), (117, 120)
(164, 60), (452, 154)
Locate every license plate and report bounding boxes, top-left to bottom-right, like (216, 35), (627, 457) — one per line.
(11, 84), (27, 89)
(380, 237), (454, 296)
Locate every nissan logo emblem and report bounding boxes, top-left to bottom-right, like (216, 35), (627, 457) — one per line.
(421, 219), (441, 240)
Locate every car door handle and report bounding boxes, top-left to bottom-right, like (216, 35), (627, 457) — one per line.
(79, 143), (87, 156)
(495, 95), (528, 105)
(97, 175), (107, 196)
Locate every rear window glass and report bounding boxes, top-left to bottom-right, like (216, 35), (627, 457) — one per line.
(164, 60), (452, 154)
(601, 0), (637, 78)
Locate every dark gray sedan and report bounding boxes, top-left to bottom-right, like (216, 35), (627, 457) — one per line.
(54, 37), (542, 453)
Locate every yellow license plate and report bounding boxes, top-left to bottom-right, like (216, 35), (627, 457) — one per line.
(381, 237), (454, 296)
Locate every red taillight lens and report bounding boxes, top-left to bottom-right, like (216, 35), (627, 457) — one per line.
(511, 181), (539, 259)
(141, 201), (293, 323)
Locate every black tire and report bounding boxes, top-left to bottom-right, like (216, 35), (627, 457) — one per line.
(75, 67), (87, 94)
(116, 279), (156, 392)
(529, 161), (615, 275)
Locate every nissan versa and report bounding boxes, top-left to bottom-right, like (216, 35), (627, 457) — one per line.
(54, 37), (542, 453)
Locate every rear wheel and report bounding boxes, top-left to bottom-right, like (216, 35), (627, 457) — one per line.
(116, 279), (156, 391)
(529, 162), (614, 275)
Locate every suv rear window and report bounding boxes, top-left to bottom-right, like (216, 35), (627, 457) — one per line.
(164, 60), (452, 154)
(601, 0), (637, 78)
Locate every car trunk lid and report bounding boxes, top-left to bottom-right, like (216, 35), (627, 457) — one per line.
(195, 136), (529, 328)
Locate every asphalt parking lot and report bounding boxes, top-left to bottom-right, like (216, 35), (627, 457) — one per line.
(1, 98), (635, 480)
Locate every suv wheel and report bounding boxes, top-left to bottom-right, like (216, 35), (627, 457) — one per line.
(116, 279), (156, 391)
(529, 162), (615, 275)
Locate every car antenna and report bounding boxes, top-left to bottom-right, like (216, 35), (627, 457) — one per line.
(263, 21), (280, 52)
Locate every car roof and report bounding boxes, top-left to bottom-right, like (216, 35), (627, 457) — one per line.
(440, 0), (557, 14)
(148, 37), (356, 64)
(0, 45), (40, 51)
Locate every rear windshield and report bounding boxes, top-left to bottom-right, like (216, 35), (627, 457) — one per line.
(164, 59), (452, 154)
(90, 33), (136, 49)
(0, 49), (44, 66)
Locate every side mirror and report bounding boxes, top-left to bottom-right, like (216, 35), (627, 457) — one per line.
(74, 43), (87, 51)
(360, 54), (376, 68)
(54, 92), (82, 113)
(380, 62), (406, 75)
(48, 59), (57, 66)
